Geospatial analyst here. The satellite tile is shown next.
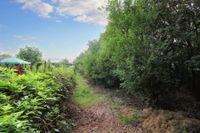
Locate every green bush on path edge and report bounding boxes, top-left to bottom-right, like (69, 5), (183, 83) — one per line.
(0, 66), (76, 133)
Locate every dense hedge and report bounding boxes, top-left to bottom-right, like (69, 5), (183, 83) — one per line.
(75, 0), (200, 108)
(0, 66), (75, 132)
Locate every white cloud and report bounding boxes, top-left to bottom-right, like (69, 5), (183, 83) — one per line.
(15, 0), (108, 25)
(56, 0), (108, 25)
(51, 0), (58, 4)
(16, 0), (53, 17)
(14, 35), (38, 42)
(55, 19), (62, 23)
(0, 48), (18, 56)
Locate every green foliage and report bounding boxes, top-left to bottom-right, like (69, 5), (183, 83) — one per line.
(0, 66), (75, 132)
(17, 46), (42, 64)
(73, 74), (99, 107)
(0, 54), (12, 60)
(119, 110), (141, 124)
(120, 115), (133, 124)
(75, 40), (120, 88)
(75, 0), (200, 108)
(59, 58), (70, 66)
(175, 127), (189, 133)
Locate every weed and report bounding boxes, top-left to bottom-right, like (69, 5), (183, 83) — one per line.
(73, 74), (100, 107)
(119, 110), (141, 124)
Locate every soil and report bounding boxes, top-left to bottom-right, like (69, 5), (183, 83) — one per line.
(70, 102), (136, 133)
(70, 80), (200, 133)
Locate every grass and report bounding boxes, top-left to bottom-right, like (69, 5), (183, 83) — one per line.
(73, 74), (142, 126)
(175, 127), (189, 133)
(73, 74), (100, 107)
(119, 110), (141, 124)
(120, 114), (134, 124)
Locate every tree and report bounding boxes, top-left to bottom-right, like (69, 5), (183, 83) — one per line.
(75, 0), (200, 109)
(0, 54), (12, 60)
(17, 46), (42, 64)
(59, 58), (70, 65)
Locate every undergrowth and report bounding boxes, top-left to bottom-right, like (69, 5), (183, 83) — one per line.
(0, 66), (75, 133)
(119, 110), (141, 124)
(73, 74), (99, 107)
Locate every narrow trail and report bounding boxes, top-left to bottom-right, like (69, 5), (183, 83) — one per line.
(70, 75), (200, 133)
(70, 75), (141, 133)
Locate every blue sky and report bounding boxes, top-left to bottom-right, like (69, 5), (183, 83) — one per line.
(0, 0), (107, 62)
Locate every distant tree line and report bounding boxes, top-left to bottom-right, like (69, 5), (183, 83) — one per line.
(1, 46), (70, 72)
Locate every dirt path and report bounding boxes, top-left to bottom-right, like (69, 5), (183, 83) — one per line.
(71, 102), (138, 133)
(70, 75), (200, 133)
(70, 75), (141, 133)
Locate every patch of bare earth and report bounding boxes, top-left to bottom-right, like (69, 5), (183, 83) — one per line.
(70, 82), (200, 133)
(71, 102), (136, 133)
(133, 108), (200, 133)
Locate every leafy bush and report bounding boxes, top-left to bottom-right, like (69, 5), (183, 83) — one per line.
(0, 66), (75, 132)
(75, 0), (200, 109)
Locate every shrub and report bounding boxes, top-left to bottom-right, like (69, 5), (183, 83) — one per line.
(0, 66), (75, 132)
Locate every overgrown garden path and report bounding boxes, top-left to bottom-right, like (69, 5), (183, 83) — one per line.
(71, 75), (139, 133)
(70, 75), (200, 133)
